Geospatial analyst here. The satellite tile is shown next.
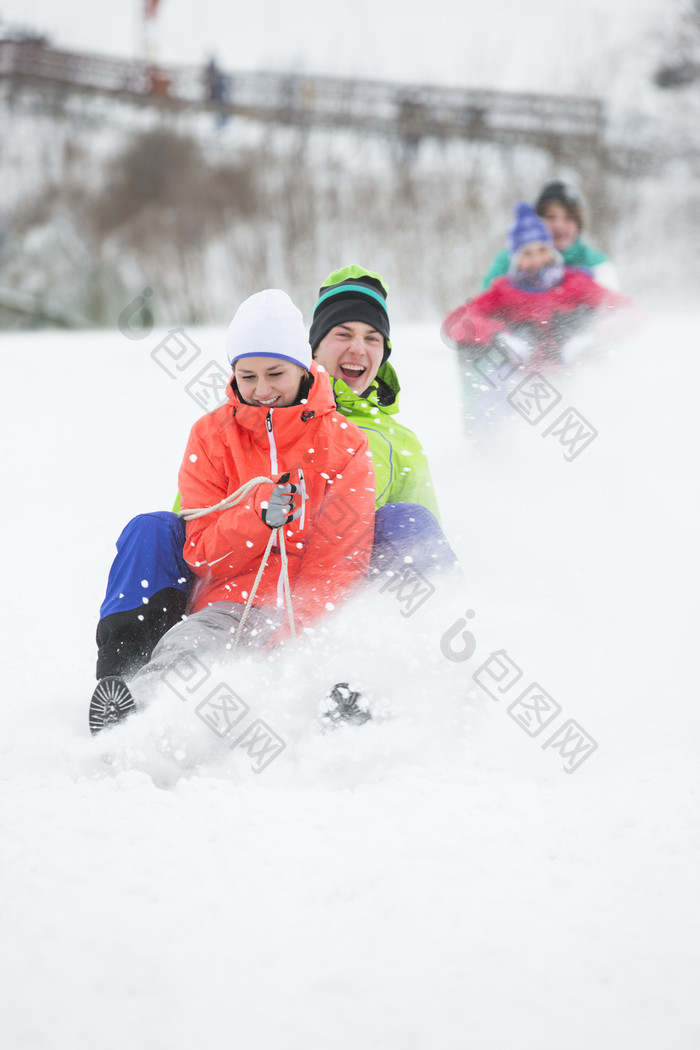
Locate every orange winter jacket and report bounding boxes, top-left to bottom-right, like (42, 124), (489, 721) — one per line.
(178, 363), (376, 627)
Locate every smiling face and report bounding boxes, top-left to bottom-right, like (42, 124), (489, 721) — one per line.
(233, 357), (307, 407)
(313, 321), (384, 394)
(515, 241), (557, 273)
(539, 201), (579, 252)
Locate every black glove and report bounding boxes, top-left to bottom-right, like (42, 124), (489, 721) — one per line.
(260, 473), (302, 529)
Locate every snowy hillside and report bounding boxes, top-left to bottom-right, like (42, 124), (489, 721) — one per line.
(1, 307), (699, 1049)
(3, 0), (699, 328)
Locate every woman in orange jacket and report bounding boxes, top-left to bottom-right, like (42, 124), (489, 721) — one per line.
(89, 289), (375, 732)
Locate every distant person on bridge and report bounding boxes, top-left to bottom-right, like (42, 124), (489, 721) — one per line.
(147, 65), (171, 98)
(443, 201), (630, 371)
(205, 57), (230, 105)
(482, 181), (620, 292)
(204, 57), (231, 127)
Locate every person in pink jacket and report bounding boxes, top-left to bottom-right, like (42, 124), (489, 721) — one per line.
(442, 201), (629, 372)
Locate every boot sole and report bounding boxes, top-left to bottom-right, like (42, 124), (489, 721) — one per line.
(89, 676), (136, 735)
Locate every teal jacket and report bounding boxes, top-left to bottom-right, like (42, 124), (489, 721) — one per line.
(173, 363), (441, 521)
(329, 361), (441, 521)
(482, 237), (612, 290)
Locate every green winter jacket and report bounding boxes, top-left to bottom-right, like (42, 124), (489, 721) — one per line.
(482, 237), (610, 290)
(329, 361), (441, 520)
(172, 362), (441, 521)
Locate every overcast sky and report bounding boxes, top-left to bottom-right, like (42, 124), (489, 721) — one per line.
(0, 0), (664, 96)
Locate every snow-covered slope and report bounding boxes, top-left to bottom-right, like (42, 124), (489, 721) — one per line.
(1, 307), (698, 1049)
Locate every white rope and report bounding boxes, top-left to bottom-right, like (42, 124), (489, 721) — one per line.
(179, 476), (276, 521)
(179, 476), (296, 646)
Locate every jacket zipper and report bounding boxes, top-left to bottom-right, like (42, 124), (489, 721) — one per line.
(297, 468), (306, 530)
(265, 410), (286, 607)
(265, 410), (278, 474)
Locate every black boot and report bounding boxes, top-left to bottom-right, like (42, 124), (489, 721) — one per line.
(89, 676), (136, 735)
(320, 683), (371, 728)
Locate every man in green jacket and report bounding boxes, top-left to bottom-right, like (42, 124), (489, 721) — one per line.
(94, 265), (456, 686)
(482, 181), (620, 292)
(310, 264), (441, 520)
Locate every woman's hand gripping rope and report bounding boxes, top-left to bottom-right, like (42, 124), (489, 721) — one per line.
(178, 474), (303, 644)
(259, 473), (302, 529)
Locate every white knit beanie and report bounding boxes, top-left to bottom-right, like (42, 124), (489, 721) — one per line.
(226, 289), (312, 371)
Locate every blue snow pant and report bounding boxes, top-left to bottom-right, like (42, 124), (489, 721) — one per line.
(369, 502), (458, 576)
(96, 503), (457, 679)
(96, 512), (194, 680)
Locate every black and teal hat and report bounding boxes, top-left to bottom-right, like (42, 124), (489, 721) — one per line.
(309, 264), (392, 361)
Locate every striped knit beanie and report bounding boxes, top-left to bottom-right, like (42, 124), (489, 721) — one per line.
(309, 264), (392, 362)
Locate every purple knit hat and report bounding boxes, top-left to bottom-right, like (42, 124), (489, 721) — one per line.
(507, 201), (554, 260)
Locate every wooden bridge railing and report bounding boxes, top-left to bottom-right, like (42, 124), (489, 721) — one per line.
(0, 39), (605, 149)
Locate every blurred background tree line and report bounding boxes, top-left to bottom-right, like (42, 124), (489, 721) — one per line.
(1, 0), (699, 330)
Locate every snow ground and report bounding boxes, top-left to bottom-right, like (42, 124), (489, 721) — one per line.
(1, 308), (699, 1049)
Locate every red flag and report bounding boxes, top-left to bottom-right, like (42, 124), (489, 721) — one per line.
(144, 0), (161, 18)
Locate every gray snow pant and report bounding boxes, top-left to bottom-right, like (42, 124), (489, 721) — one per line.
(127, 601), (282, 709)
